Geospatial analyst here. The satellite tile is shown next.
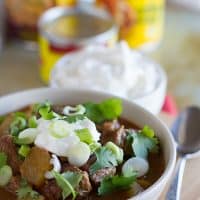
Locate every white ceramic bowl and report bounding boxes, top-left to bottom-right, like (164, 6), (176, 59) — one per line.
(0, 88), (175, 200)
(50, 51), (167, 115)
(132, 63), (166, 115)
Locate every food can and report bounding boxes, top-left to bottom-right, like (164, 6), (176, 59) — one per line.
(55, 0), (77, 6)
(38, 6), (118, 83)
(96, 0), (164, 51)
(123, 0), (165, 51)
(5, 0), (77, 50)
(5, 0), (55, 45)
(0, 0), (5, 52)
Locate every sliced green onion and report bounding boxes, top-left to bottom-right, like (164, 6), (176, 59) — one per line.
(64, 115), (85, 123)
(13, 137), (32, 145)
(0, 152), (7, 168)
(18, 145), (31, 158)
(67, 142), (90, 167)
(89, 142), (101, 153)
(75, 128), (93, 144)
(122, 157), (149, 178)
(39, 107), (55, 120)
(0, 165), (12, 186)
(10, 116), (27, 136)
(28, 116), (37, 128)
(34, 101), (51, 113)
(34, 101), (57, 120)
(14, 112), (27, 118)
(63, 105), (86, 116)
(141, 125), (155, 138)
(49, 120), (71, 138)
(0, 116), (5, 125)
(105, 142), (124, 164)
(18, 128), (38, 144)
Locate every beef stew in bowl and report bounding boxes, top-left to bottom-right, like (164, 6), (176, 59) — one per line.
(0, 98), (165, 200)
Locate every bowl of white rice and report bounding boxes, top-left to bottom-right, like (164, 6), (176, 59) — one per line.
(50, 42), (167, 114)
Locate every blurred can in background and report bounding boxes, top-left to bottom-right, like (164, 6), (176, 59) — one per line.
(97, 0), (165, 51)
(5, 0), (55, 43)
(5, 0), (77, 47)
(56, 0), (77, 6)
(0, 0), (6, 52)
(38, 6), (118, 83)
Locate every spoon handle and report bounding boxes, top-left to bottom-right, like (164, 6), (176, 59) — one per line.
(166, 157), (186, 200)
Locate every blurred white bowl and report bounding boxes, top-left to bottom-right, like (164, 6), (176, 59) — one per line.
(133, 63), (167, 115)
(50, 47), (167, 115)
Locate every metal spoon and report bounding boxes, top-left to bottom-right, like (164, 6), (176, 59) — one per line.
(166, 106), (200, 200)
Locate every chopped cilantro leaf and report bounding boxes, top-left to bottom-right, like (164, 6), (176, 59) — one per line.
(90, 147), (118, 174)
(84, 98), (122, 124)
(127, 126), (159, 159)
(62, 171), (82, 190)
(64, 115), (85, 123)
(98, 98), (122, 120)
(53, 171), (82, 200)
(17, 179), (40, 200)
(105, 142), (124, 164)
(98, 175), (136, 196)
(0, 152), (7, 168)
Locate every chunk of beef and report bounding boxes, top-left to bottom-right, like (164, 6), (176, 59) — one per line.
(6, 175), (45, 200)
(78, 172), (92, 197)
(20, 147), (51, 187)
(20, 105), (34, 118)
(59, 156), (68, 164)
(5, 176), (21, 195)
(100, 120), (127, 148)
(52, 105), (65, 115)
(81, 155), (96, 172)
(62, 164), (92, 197)
(99, 120), (120, 132)
(40, 179), (62, 200)
(90, 167), (116, 185)
(0, 114), (14, 136)
(0, 135), (22, 174)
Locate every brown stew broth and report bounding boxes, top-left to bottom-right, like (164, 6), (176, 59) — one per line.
(0, 107), (165, 200)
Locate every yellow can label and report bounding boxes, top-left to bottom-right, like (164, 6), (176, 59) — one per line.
(39, 37), (61, 84)
(55, 0), (77, 6)
(39, 34), (118, 84)
(122, 0), (164, 48)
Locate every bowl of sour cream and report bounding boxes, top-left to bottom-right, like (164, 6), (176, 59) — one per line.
(50, 42), (167, 114)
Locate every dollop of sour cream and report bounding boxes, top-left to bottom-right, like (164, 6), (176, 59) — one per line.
(32, 117), (100, 166)
(51, 41), (158, 98)
(45, 154), (61, 179)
